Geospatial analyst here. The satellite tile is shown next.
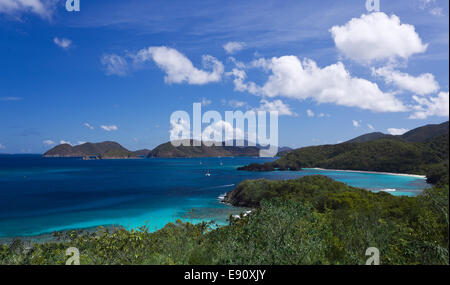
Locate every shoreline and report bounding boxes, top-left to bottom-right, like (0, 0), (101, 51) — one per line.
(306, 168), (427, 179)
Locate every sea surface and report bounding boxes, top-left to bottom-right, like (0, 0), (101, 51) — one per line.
(0, 155), (430, 238)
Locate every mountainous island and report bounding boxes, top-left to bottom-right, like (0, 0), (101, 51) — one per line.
(44, 140), (290, 159)
(43, 141), (147, 159)
(147, 140), (261, 158)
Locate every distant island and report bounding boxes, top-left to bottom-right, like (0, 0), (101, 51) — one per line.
(43, 141), (147, 159)
(148, 140), (261, 158)
(44, 139), (292, 159)
(239, 121), (449, 186)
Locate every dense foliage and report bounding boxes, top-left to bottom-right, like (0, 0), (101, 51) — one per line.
(1, 175), (448, 265)
(242, 134), (449, 179)
(148, 140), (260, 158)
(44, 141), (138, 158)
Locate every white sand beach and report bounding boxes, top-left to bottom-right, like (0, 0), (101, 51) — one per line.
(307, 168), (427, 179)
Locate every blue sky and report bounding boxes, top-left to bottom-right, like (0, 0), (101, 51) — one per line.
(0, 0), (448, 153)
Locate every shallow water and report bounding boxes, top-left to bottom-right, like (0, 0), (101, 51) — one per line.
(0, 155), (430, 237)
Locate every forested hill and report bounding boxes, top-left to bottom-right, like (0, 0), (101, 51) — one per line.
(147, 140), (260, 158)
(346, 121), (449, 143)
(401, 121), (449, 142)
(43, 141), (137, 159)
(239, 121), (449, 185)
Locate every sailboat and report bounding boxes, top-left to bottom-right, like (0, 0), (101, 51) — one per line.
(205, 169), (211, 177)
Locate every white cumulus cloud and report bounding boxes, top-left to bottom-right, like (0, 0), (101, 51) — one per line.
(306, 109), (315, 117)
(387, 128), (409, 135)
(135, 46), (224, 85)
(202, 120), (244, 143)
(223, 42), (245, 54)
(372, 67), (439, 95)
(254, 99), (296, 116)
(330, 12), (427, 63)
(409, 91), (449, 119)
(232, 56), (406, 113)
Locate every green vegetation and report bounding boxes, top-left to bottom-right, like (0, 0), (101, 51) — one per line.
(345, 121), (448, 144)
(1, 175), (448, 265)
(242, 133), (449, 184)
(148, 140), (260, 158)
(274, 134), (448, 173)
(8, 121), (448, 265)
(43, 141), (138, 159)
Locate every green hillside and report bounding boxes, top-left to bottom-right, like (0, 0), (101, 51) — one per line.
(43, 141), (136, 159)
(148, 140), (260, 158)
(240, 121), (449, 185)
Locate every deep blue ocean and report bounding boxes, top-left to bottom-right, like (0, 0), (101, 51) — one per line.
(0, 155), (430, 238)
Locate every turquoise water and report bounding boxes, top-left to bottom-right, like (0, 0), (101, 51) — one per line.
(0, 155), (430, 238)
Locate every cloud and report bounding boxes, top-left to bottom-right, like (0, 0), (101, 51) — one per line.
(201, 97), (212, 106)
(372, 67), (439, 95)
(318, 113), (330, 118)
(409, 91), (449, 119)
(223, 42), (245, 54)
(101, 54), (129, 76)
(228, 57), (246, 69)
(202, 120), (244, 142)
(367, 124), (375, 131)
(0, 0), (54, 19)
(227, 100), (248, 108)
(352, 120), (361, 128)
(53, 37), (72, 49)
(419, 0), (444, 16)
(387, 128), (409, 135)
(306, 109), (315, 117)
(232, 56), (406, 113)
(430, 7), (443, 16)
(100, 125), (118, 131)
(60, 140), (72, 146)
(253, 99), (296, 116)
(84, 123), (94, 130)
(227, 68), (259, 93)
(135, 46), (224, 85)
(0, 143), (5, 149)
(43, 140), (55, 146)
(0, 96), (21, 101)
(330, 12), (427, 63)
